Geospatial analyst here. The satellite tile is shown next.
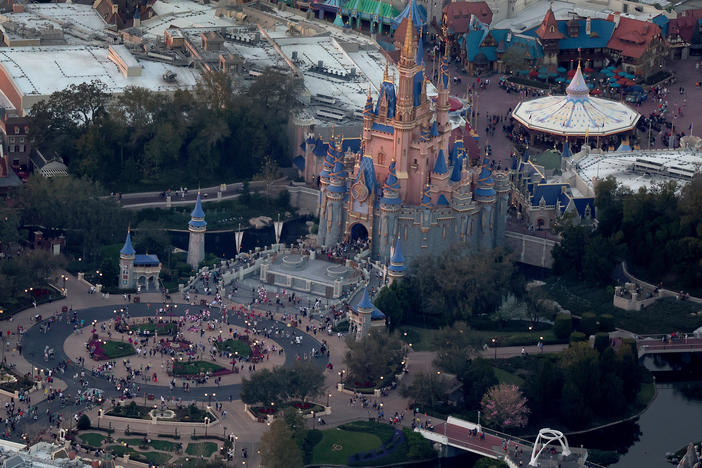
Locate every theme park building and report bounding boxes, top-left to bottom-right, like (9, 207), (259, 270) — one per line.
(311, 11), (509, 263)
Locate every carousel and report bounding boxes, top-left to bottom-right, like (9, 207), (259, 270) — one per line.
(512, 63), (640, 139)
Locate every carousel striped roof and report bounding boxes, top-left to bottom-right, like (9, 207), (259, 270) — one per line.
(511, 63), (640, 137)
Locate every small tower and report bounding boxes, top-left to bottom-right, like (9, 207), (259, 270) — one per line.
(187, 192), (207, 268)
(354, 286), (375, 340)
(119, 229), (136, 289)
(387, 237), (406, 285)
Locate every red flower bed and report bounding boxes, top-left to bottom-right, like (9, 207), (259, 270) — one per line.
(293, 402), (312, 409)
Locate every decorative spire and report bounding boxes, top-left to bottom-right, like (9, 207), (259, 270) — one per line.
(401, 7), (417, 64)
(440, 45), (449, 90)
(420, 185), (433, 208)
(189, 192), (207, 228)
(566, 62), (589, 98)
(383, 61), (390, 82)
(561, 140), (572, 158)
(357, 286), (374, 311)
(120, 228), (136, 256)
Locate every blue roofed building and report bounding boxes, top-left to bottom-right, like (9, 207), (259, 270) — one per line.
(511, 145), (595, 231)
(119, 230), (162, 292)
(349, 286), (386, 339)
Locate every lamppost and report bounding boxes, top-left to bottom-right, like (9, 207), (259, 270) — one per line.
(204, 417), (210, 437)
(327, 393), (331, 407)
(492, 338), (497, 360)
(312, 411), (316, 430)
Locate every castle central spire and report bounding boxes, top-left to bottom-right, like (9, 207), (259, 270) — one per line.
(400, 7), (416, 66)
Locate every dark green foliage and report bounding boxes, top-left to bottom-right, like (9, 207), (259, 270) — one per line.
(569, 331), (587, 343)
(587, 449), (620, 466)
(457, 358), (498, 409)
(373, 281), (411, 329)
(553, 176), (702, 295)
(301, 430), (322, 464)
(594, 333), (610, 352)
(77, 414), (91, 431)
(241, 362), (325, 406)
(401, 371), (448, 410)
(403, 428), (436, 460)
(580, 313), (598, 337)
(553, 314), (573, 339)
(29, 72), (301, 192)
(344, 330), (406, 387)
(599, 313), (615, 332)
(474, 458), (509, 468)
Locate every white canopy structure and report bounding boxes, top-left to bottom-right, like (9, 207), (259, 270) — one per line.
(512, 64), (640, 137)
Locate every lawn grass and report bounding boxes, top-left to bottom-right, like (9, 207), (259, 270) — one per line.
(107, 445), (173, 466)
(134, 321), (179, 336)
(101, 341), (136, 359)
(185, 442), (218, 457)
(493, 367), (525, 386)
(311, 428), (383, 465)
(118, 438), (178, 452)
(79, 433), (107, 447)
(214, 339), (251, 357)
(172, 361), (226, 376)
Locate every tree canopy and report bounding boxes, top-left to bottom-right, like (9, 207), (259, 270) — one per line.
(28, 70), (302, 191)
(344, 330), (406, 387)
(240, 362), (326, 406)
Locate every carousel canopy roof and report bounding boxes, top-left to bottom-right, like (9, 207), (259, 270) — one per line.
(511, 64), (640, 137)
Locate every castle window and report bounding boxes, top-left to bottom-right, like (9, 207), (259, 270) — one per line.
(378, 151), (385, 165)
(549, 25), (555, 33)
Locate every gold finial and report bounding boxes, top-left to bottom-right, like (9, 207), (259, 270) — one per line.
(401, 6), (416, 62)
(383, 61), (389, 82)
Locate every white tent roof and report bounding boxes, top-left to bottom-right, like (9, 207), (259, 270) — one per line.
(512, 64), (640, 137)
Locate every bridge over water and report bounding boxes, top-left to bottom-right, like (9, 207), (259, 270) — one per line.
(636, 334), (702, 358)
(416, 416), (602, 467)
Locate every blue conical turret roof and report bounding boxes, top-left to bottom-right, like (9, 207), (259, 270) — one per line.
(450, 156), (463, 182)
(430, 120), (439, 137)
(433, 149), (448, 175)
(189, 193), (207, 228)
(561, 141), (572, 158)
(120, 230), (136, 256)
(358, 286), (374, 310)
(389, 237), (407, 273)
(420, 185), (433, 207)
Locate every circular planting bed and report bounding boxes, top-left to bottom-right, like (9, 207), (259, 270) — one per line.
(171, 361), (231, 377)
(149, 409), (175, 420)
(87, 336), (136, 361)
(214, 339), (251, 358)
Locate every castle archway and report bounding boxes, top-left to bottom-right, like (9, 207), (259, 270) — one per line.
(350, 223), (369, 242)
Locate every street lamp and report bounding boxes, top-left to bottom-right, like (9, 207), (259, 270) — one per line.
(204, 417), (210, 437)
(312, 411), (316, 429)
(492, 338), (497, 360)
(327, 393), (331, 407)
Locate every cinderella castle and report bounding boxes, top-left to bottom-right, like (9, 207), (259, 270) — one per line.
(312, 10), (509, 263)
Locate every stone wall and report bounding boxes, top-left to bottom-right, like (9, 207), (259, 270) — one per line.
(505, 231), (557, 268)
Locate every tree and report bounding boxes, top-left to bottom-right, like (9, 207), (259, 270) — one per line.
(77, 414), (91, 430)
(559, 343), (601, 427)
(259, 419), (303, 468)
(0, 208), (20, 251)
(401, 371), (448, 410)
(373, 280), (412, 330)
(480, 384), (530, 430)
(433, 321), (480, 376)
(257, 155), (280, 203)
(286, 362), (325, 402)
(344, 330), (406, 387)
(501, 44), (529, 74)
(553, 314), (573, 340)
(403, 428), (437, 460)
(524, 358), (563, 418)
(458, 358), (498, 409)
(474, 458), (509, 468)
(241, 368), (289, 407)
(492, 294), (527, 325)
(579, 312), (598, 337)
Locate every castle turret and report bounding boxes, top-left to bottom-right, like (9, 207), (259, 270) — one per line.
(387, 237), (406, 285)
(187, 192), (207, 268)
(379, 161), (401, 260)
(475, 157), (497, 251)
(354, 286), (375, 340)
(119, 229), (136, 289)
(321, 159), (348, 247)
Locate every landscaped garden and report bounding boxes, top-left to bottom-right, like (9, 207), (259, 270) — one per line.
(171, 360), (231, 377)
(214, 338), (251, 357)
(118, 438), (180, 452)
(79, 433), (109, 448)
(249, 400), (326, 419)
(107, 444), (173, 466)
(307, 421), (435, 466)
(185, 442), (218, 457)
(106, 402), (214, 423)
(87, 336), (136, 361)
(0, 366), (34, 393)
(133, 321), (179, 336)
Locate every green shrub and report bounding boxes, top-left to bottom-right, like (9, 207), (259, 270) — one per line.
(474, 458), (509, 468)
(580, 313), (598, 337)
(77, 415), (91, 431)
(553, 314), (573, 339)
(599, 314), (615, 332)
(594, 333), (610, 352)
(569, 331), (587, 344)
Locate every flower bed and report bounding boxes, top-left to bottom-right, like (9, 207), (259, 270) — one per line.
(0, 367), (34, 393)
(288, 401), (326, 414)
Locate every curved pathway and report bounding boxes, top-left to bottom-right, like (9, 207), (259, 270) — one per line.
(16, 302), (328, 441)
